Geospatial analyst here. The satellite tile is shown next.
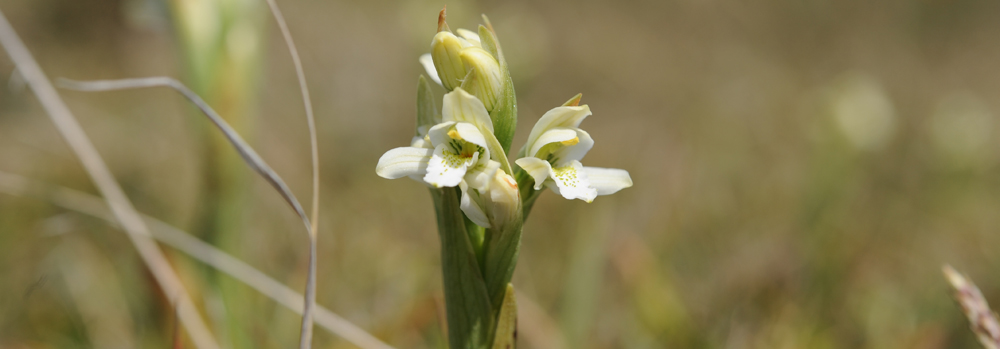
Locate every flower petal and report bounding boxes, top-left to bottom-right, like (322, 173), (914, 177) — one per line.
(423, 144), (477, 188)
(459, 181), (491, 228)
(582, 167), (633, 195)
(465, 159), (500, 191)
(427, 121), (458, 147)
(522, 105), (591, 157)
(514, 157), (553, 190)
(528, 127), (578, 159)
(410, 134), (433, 149)
(376, 147), (433, 179)
(546, 160), (597, 203)
(419, 53), (442, 86)
(443, 87), (495, 134)
(551, 129), (594, 166)
(456, 28), (482, 48)
(453, 122), (489, 150)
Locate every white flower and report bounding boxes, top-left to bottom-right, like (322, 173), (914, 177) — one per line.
(514, 104), (632, 203)
(377, 88), (504, 222)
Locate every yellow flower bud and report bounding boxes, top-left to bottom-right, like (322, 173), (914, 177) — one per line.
(431, 31), (469, 91)
(460, 47), (503, 112)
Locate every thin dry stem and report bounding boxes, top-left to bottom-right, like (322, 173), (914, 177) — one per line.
(57, 77), (312, 233)
(944, 265), (1000, 349)
(259, 1), (321, 347)
(0, 9), (219, 349)
(0, 170), (395, 349)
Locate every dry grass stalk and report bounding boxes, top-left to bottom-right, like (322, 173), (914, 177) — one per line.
(0, 170), (395, 349)
(258, 1), (322, 347)
(58, 76), (323, 347)
(943, 265), (1000, 349)
(0, 8), (220, 349)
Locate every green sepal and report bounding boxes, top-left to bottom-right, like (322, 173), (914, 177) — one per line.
(416, 75), (440, 135)
(491, 284), (518, 349)
(513, 168), (540, 220)
(430, 187), (495, 349)
(478, 23), (517, 154)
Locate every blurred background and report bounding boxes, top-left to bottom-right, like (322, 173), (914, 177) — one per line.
(2, 0), (1000, 347)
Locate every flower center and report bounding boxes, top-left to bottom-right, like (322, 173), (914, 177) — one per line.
(446, 130), (483, 159)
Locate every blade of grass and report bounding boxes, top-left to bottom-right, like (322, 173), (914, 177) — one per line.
(258, 1), (321, 347)
(0, 170), (395, 349)
(0, 9), (220, 349)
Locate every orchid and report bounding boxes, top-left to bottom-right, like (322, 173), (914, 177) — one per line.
(376, 87), (504, 227)
(376, 8), (632, 349)
(515, 102), (633, 203)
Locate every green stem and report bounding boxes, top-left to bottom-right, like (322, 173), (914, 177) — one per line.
(430, 188), (495, 348)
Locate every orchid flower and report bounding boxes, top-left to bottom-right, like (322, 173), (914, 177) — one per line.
(377, 88), (505, 227)
(514, 103), (633, 203)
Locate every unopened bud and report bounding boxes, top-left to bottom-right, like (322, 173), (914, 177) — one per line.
(460, 47), (503, 112)
(431, 31), (469, 91)
(488, 169), (520, 229)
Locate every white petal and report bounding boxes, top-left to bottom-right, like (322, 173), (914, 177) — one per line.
(419, 53), (442, 86)
(453, 122), (489, 150)
(443, 88), (495, 134)
(459, 181), (491, 228)
(582, 167), (633, 195)
(427, 121), (458, 147)
(528, 127), (578, 159)
(423, 144), (477, 188)
(551, 129), (594, 166)
(514, 157), (553, 190)
(376, 147), (433, 179)
(547, 160), (597, 203)
(465, 159), (500, 191)
(410, 135), (433, 149)
(427, 121), (490, 163)
(456, 28), (482, 48)
(522, 105), (591, 158)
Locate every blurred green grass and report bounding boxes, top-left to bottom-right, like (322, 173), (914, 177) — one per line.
(3, 0), (1000, 347)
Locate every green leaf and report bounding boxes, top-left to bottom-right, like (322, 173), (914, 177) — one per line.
(416, 75), (439, 134)
(491, 284), (518, 349)
(430, 187), (495, 349)
(478, 24), (517, 154)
